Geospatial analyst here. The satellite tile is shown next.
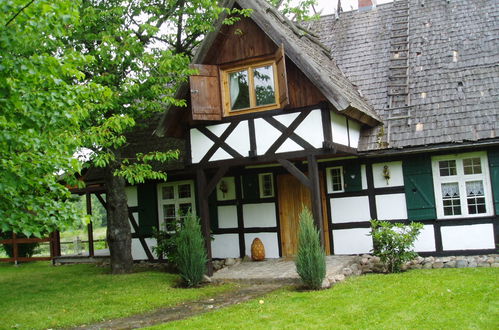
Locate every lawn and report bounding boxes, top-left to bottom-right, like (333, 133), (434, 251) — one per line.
(155, 268), (499, 329)
(0, 262), (231, 329)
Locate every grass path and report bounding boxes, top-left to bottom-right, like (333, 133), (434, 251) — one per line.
(0, 262), (231, 329)
(151, 268), (499, 329)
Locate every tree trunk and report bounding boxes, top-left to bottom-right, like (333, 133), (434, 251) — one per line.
(105, 163), (133, 274)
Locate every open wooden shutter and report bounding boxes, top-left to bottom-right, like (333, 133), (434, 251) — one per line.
(487, 149), (499, 215)
(403, 156), (437, 220)
(274, 44), (289, 108)
(137, 183), (159, 236)
(189, 64), (222, 121)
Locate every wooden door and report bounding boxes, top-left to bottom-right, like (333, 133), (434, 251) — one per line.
(278, 174), (312, 257)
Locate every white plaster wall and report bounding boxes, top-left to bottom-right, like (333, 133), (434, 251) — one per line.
(225, 121), (250, 158)
(243, 203), (277, 228)
(190, 129), (214, 163)
(361, 164), (368, 190)
(331, 111), (349, 146)
(294, 109), (324, 148)
(244, 233), (280, 258)
(207, 122), (230, 137)
(348, 119), (361, 148)
(212, 234), (240, 258)
(413, 225), (436, 252)
(216, 177), (236, 201)
(217, 205), (238, 228)
(375, 194), (408, 220)
(126, 186), (138, 207)
(333, 228), (373, 255)
(129, 212), (139, 234)
(441, 224), (495, 250)
(254, 118), (281, 155)
(330, 196), (371, 223)
(372, 161), (404, 188)
(210, 148), (231, 162)
(131, 238), (157, 260)
(272, 112), (304, 154)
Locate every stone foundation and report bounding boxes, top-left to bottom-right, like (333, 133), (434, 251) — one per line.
(327, 254), (499, 286)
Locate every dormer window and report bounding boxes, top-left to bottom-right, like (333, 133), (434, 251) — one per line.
(189, 45), (288, 121)
(222, 61), (278, 115)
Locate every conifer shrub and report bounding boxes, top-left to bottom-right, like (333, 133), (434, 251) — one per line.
(370, 219), (424, 273)
(295, 207), (326, 290)
(172, 212), (207, 287)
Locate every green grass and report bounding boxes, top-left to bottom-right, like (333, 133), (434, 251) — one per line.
(0, 262), (231, 329)
(154, 268), (499, 329)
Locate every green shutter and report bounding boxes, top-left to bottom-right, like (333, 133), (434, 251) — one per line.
(137, 183), (158, 236)
(488, 149), (499, 215)
(208, 192), (218, 231)
(403, 156), (437, 220)
(242, 174), (259, 200)
(344, 163), (362, 192)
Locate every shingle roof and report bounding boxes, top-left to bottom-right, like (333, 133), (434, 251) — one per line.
(308, 0), (499, 152)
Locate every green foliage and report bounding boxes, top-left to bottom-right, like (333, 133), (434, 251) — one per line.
(295, 207), (325, 290)
(172, 212), (207, 287)
(369, 219), (424, 273)
(151, 226), (177, 262)
(0, 0), (106, 236)
(268, 0), (319, 21)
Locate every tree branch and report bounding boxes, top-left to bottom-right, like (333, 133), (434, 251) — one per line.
(5, 0), (35, 26)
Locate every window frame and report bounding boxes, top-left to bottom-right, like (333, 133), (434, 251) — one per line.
(432, 152), (493, 219)
(157, 180), (196, 232)
(326, 166), (345, 194)
(258, 173), (275, 198)
(220, 59), (281, 116)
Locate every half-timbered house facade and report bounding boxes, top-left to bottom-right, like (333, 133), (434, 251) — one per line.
(86, 0), (498, 268)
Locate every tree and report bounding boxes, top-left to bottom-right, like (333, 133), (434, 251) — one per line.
(0, 0), (107, 237)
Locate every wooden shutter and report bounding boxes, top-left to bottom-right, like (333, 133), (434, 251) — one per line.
(344, 164), (362, 192)
(189, 64), (222, 121)
(137, 183), (158, 236)
(403, 156), (437, 220)
(242, 174), (260, 200)
(274, 44), (289, 108)
(487, 149), (499, 215)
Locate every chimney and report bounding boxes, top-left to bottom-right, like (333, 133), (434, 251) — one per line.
(359, 0), (377, 11)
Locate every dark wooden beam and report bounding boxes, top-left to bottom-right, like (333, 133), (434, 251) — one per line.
(200, 122), (240, 163)
(277, 159), (311, 189)
(205, 165), (230, 197)
(264, 110), (314, 154)
(196, 169), (214, 276)
(95, 193), (107, 209)
(321, 107), (335, 150)
(86, 193), (95, 257)
(128, 211), (154, 261)
(248, 118), (257, 157)
(198, 126), (243, 162)
(307, 155), (324, 246)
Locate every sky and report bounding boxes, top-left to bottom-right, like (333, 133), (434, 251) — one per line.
(297, 0), (394, 15)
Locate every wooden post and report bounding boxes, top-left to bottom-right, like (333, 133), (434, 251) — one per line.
(12, 233), (18, 265)
(86, 193), (94, 257)
(307, 155), (325, 247)
(196, 169), (213, 276)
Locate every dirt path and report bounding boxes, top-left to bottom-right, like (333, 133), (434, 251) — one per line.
(72, 284), (282, 329)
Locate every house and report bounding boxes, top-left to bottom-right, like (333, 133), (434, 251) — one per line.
(85, 0), (499, 268)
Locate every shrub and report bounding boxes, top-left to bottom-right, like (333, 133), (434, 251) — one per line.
(295, 207), (326, 290)
(0, 232), (39, 259)
(370, 220), (424, 273)
(172, 212), (207, 287)
(152, 226), (177, 262)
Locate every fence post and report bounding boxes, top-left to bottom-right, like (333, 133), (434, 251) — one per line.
(12, 233), (18, 266)
(86, 193), (94, 257)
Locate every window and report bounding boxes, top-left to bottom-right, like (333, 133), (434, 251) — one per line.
(326, 166), (344, 193)
(222, 61), (279, 115)
(258, 173), (274, 198)
(157, 181), (195, 231)
(432, 152), (493, 219)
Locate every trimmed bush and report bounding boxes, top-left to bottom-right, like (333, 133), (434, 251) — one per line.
(295, 207), (326, 290)
(370, 219), (424, 273)
(173, 212), (207, 287)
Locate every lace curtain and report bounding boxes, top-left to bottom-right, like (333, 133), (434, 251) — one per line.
(466, 181), (484, 197)
(441, 183), (459, 197)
